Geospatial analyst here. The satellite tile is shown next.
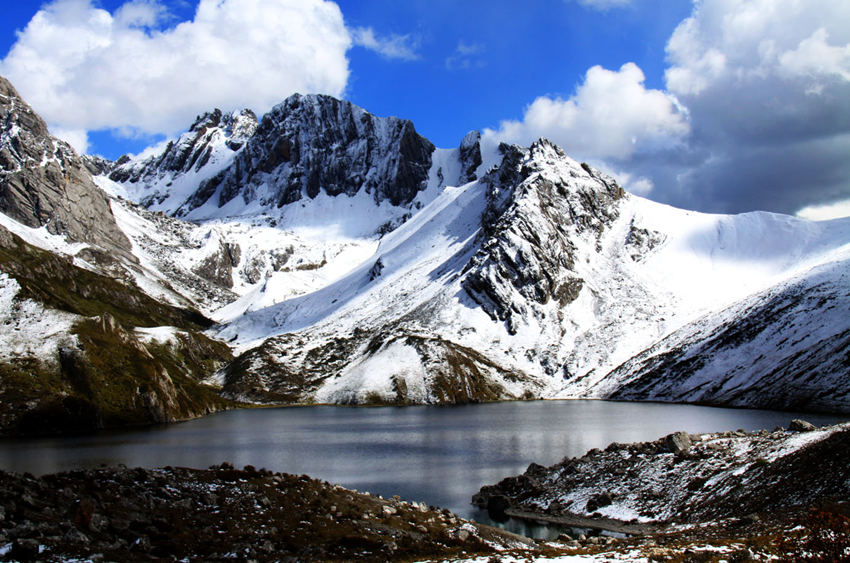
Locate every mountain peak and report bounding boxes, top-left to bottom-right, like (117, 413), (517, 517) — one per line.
(178, 92), (436, 215)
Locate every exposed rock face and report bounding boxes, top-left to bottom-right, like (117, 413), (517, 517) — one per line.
(191, 240), (241, 289)
(0, 76), (130, 254)
(463, 140), (624, 335)
(181, 94), (435, 214)
(458, 130), (482, 183)
(109, 108), (258, 207)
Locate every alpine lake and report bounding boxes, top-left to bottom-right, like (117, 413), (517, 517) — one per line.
(0, 400), (843, 538)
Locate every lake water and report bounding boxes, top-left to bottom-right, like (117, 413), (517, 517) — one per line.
(0, 400), (843, 537)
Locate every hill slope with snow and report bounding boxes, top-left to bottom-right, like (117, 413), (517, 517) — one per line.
(2, 74), (848, 420)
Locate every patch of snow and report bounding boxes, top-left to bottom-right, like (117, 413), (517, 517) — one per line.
(0, 273), (79, 365)
(0, 212), (89, 258)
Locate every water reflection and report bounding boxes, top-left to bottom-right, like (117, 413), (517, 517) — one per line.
(0, 400), (843, 531)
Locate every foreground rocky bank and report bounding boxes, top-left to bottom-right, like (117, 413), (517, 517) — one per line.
(471, 420), (850, 559)
(0, 464), (547, 562)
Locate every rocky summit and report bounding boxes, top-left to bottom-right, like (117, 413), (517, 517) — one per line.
(0, 77), (130, 260)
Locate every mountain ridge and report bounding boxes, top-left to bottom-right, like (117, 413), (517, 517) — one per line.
(1, 73), (848, 436)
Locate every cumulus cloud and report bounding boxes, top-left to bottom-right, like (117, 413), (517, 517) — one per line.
(50, 126), (89, 154)
(484, 63), (689, 161)
(797, 198), (850, 222)
(0, 0), (351, 139)
(350, 27), (419, 61)
(488, 0), (850, 216)
(659, 0), (850, 215)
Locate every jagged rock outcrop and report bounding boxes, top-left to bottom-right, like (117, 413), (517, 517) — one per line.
(473, 422), (850, 531)
(458, 130), (482, 184)
(109, 108), (258, 208)
(0, 76), (131, 255)
(181, 94), (435, 214)
(463, 140), (624, 335)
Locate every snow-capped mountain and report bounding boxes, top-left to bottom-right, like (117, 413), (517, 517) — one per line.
(108, 108), (259, 213)
(1, 71), (849, 433)
(598, 254), (850, 412)
(207, 139), (850, 412)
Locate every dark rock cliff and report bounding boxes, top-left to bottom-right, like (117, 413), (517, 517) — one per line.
(181, 94), (435, 214)
(0, 76), (131, 255)
(463, 139), (625, 334)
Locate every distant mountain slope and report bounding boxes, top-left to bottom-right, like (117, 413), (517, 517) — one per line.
(597, 252), (850, 413)
(108, 108), (259, 212)
(214, 140), (850, 410)
(105, 94), (482, 224)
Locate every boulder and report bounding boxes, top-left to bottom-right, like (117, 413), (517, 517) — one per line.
(665, 431), (692, 454)
(789, 419), (816, 432)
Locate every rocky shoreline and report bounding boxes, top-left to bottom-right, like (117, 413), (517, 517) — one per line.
(469, 419), (850, 559)
(0, 465), (542, 562)
(1, 421), (849, 561)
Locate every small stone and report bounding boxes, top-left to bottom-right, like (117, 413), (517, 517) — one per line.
(457, 529), (470, 541)
(789, 419), (816, 432)
(416, 524), (428, 534)
(382, 505), (397, 516)
(89, 513), (109, 533)
(133, 536), (152, 552)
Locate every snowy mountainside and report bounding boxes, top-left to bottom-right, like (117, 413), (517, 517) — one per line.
(107, 108), (258, 213)
(213, 139), (850, 408)
(3, 72), (850, 417)
(104, 93), (481, 227)
(596, 247), (850, 413)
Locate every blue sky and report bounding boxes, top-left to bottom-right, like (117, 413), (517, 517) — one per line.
(2, 1), (850, 219)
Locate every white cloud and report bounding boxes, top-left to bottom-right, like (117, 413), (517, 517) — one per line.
(0, 0), (351, 138)
(657, 0), (850, 214)
(113, 0), (169, 28)
(796, 199), (850, 221)
(665, 0), (850, 99)
(351, 26), (419, 61)
(50, 127), (89, 154)
(779, 28), (850, 83)
(484, 62), (689, 160)
(445, 41), (484, 71)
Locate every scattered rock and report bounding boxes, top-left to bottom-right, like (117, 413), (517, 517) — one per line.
(665, 431), (692, 454)
(0, 466), (525, 561)
(789, 419), (816, 432)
